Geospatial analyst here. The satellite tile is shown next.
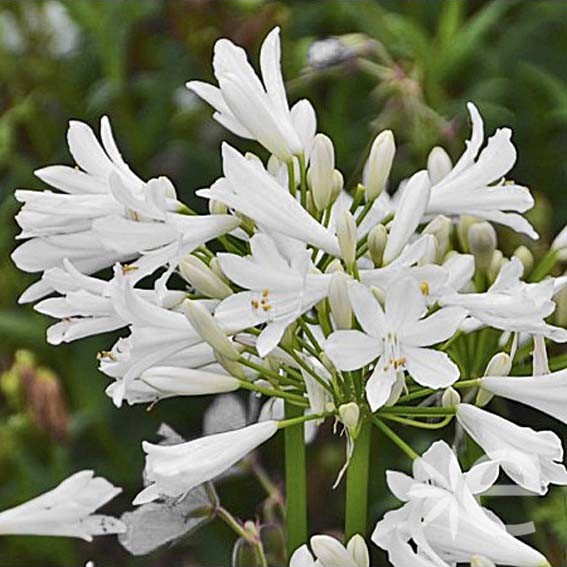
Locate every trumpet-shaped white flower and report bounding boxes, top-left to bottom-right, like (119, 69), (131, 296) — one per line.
(134, 420), (278, 504)
(0, 471), (124, 541)
(442, 258), (567, 341)
(198, 144), (340, 256)
(373, 441), (550, 567)
(325, 279), (464, 410)
(214, 233), (332, 356)
(456, 403), (567, 494)
(426, 103), (537, 238)
(480, 368), (567, 425)
(290, 534), (369, 567)
(187, 27), (315, 161)
(100, 282), (213, 406)
(12, 118), (238, 302)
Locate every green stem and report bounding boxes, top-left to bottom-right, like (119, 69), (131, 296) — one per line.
(529, 249), (558, 282)
(371, 416), (419, 460)
(284, 401), (308, 558)
(382, 414), (454, 429)
(379, 405), (456, 416)
(345, 420), (371, 539)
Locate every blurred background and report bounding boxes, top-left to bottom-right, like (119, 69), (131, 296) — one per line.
(0, 0), (566, 565)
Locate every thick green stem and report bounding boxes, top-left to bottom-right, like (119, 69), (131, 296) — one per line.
(345, 420), (371, 540)
(284, 401), (307, 558)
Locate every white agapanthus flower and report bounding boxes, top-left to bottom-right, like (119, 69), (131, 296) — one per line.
(0, 471), (124, 541)
(373, 441), (550, 567)
(215, 233), (332, 356)
(456, 403), (567, 495)
(426, 102), (537, 239)
(325, 279), (464, 410)
(198, 143), (340, 255)
(290, 534), (369, 567)
(12, 117), (238, 303)
(187, 27), (316, 161)
(134, 420), (278, 504)
(442, 257), (567, 341)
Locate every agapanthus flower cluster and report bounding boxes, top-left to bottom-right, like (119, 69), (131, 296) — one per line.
(7, 26), (567, 566)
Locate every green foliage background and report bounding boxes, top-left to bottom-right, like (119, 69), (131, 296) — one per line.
(0, 0), (565, 565)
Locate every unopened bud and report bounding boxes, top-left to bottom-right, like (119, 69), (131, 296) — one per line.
(367, 224), (387, 267)
(325, 258), (344, 274)
(457, 215), (477, 252)
(423, 215), (452, 259)
(418, 236), (439, 267)
(442, 387), (461, 407)
(468, 222), (497, 271)
(363, 130), (395, 200)
(427, 146), (452, 185)
(281, 321), (297, 351)
(183, 300), (239, 360)
(308, 134), (336, 211)
(209, 199), (227, 215)
(331, 170), (344, 203)
(338, 402), (360, 437)
(337, 209), (357, 269)
(513, 245), (534, 276)
(554, 284), (567, 327)
(215, 348), (247, 379)
(179, 255), (232, 299)
(552, 225), (567, 260)
(328, 273), (352, 329)
(487, 250), (505, 283)
(476, 353), (511, 407)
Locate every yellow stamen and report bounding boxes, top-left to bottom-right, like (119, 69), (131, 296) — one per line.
(420, 281), (430, 296)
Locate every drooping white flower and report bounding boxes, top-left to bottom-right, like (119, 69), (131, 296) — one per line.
(426, 102), (537, 238)
(373, 441), (550, 567)
(214, 233), (332, 356)
(0, 471), (124, 541)
(134, 420), (278, 505)
(480, 369), (567, 425)
(187, 27), (315, 161)
(12, 118), (239, 302)
(441, 257), (567, 341)
(456, 403), (567, 495)
(198, 144), (340, 256)
(290, 534), (369, 567)
(325, 279), (464, 410)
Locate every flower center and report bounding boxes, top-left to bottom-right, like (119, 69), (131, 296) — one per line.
(251, 289), (273, 312)
(382, 333), (404, 372)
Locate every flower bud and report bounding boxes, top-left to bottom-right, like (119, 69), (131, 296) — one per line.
(368, 224), (387, 267)
(215, 348), (247, 379)
(183, 299), (239, 360)
(308, 134), (336, 211)
(423, 215), (452, 259)
(418, 236), (439, 267)
(331, 170), (344, 203)
(363, 130), (395, 200)
(427, 146), (452, 185)
(554, 285), (567, 327)
(513, 245), (534, 276)
(179, 255), (232, 299)
(442, 387), (461, 407)
(476, 352), (511, 407)
(338, 402), (360, 438)
(328, 273), (352, 330)
(468, 222), (497, 271)
(324, 258), (344, 274)
(487, 250), (505, 283)
(337, 209), (357, 269)
(552, 225), (567, 260)
(457, 215), (478, 251)
(209, 199), (227, 215)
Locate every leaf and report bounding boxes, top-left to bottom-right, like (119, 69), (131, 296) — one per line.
(203, 394), (248, 435)
(119, 483), (217, 556)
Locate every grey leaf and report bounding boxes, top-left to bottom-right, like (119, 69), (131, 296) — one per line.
(203, 394), (247, 435)
(119, 484), (216, 556)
